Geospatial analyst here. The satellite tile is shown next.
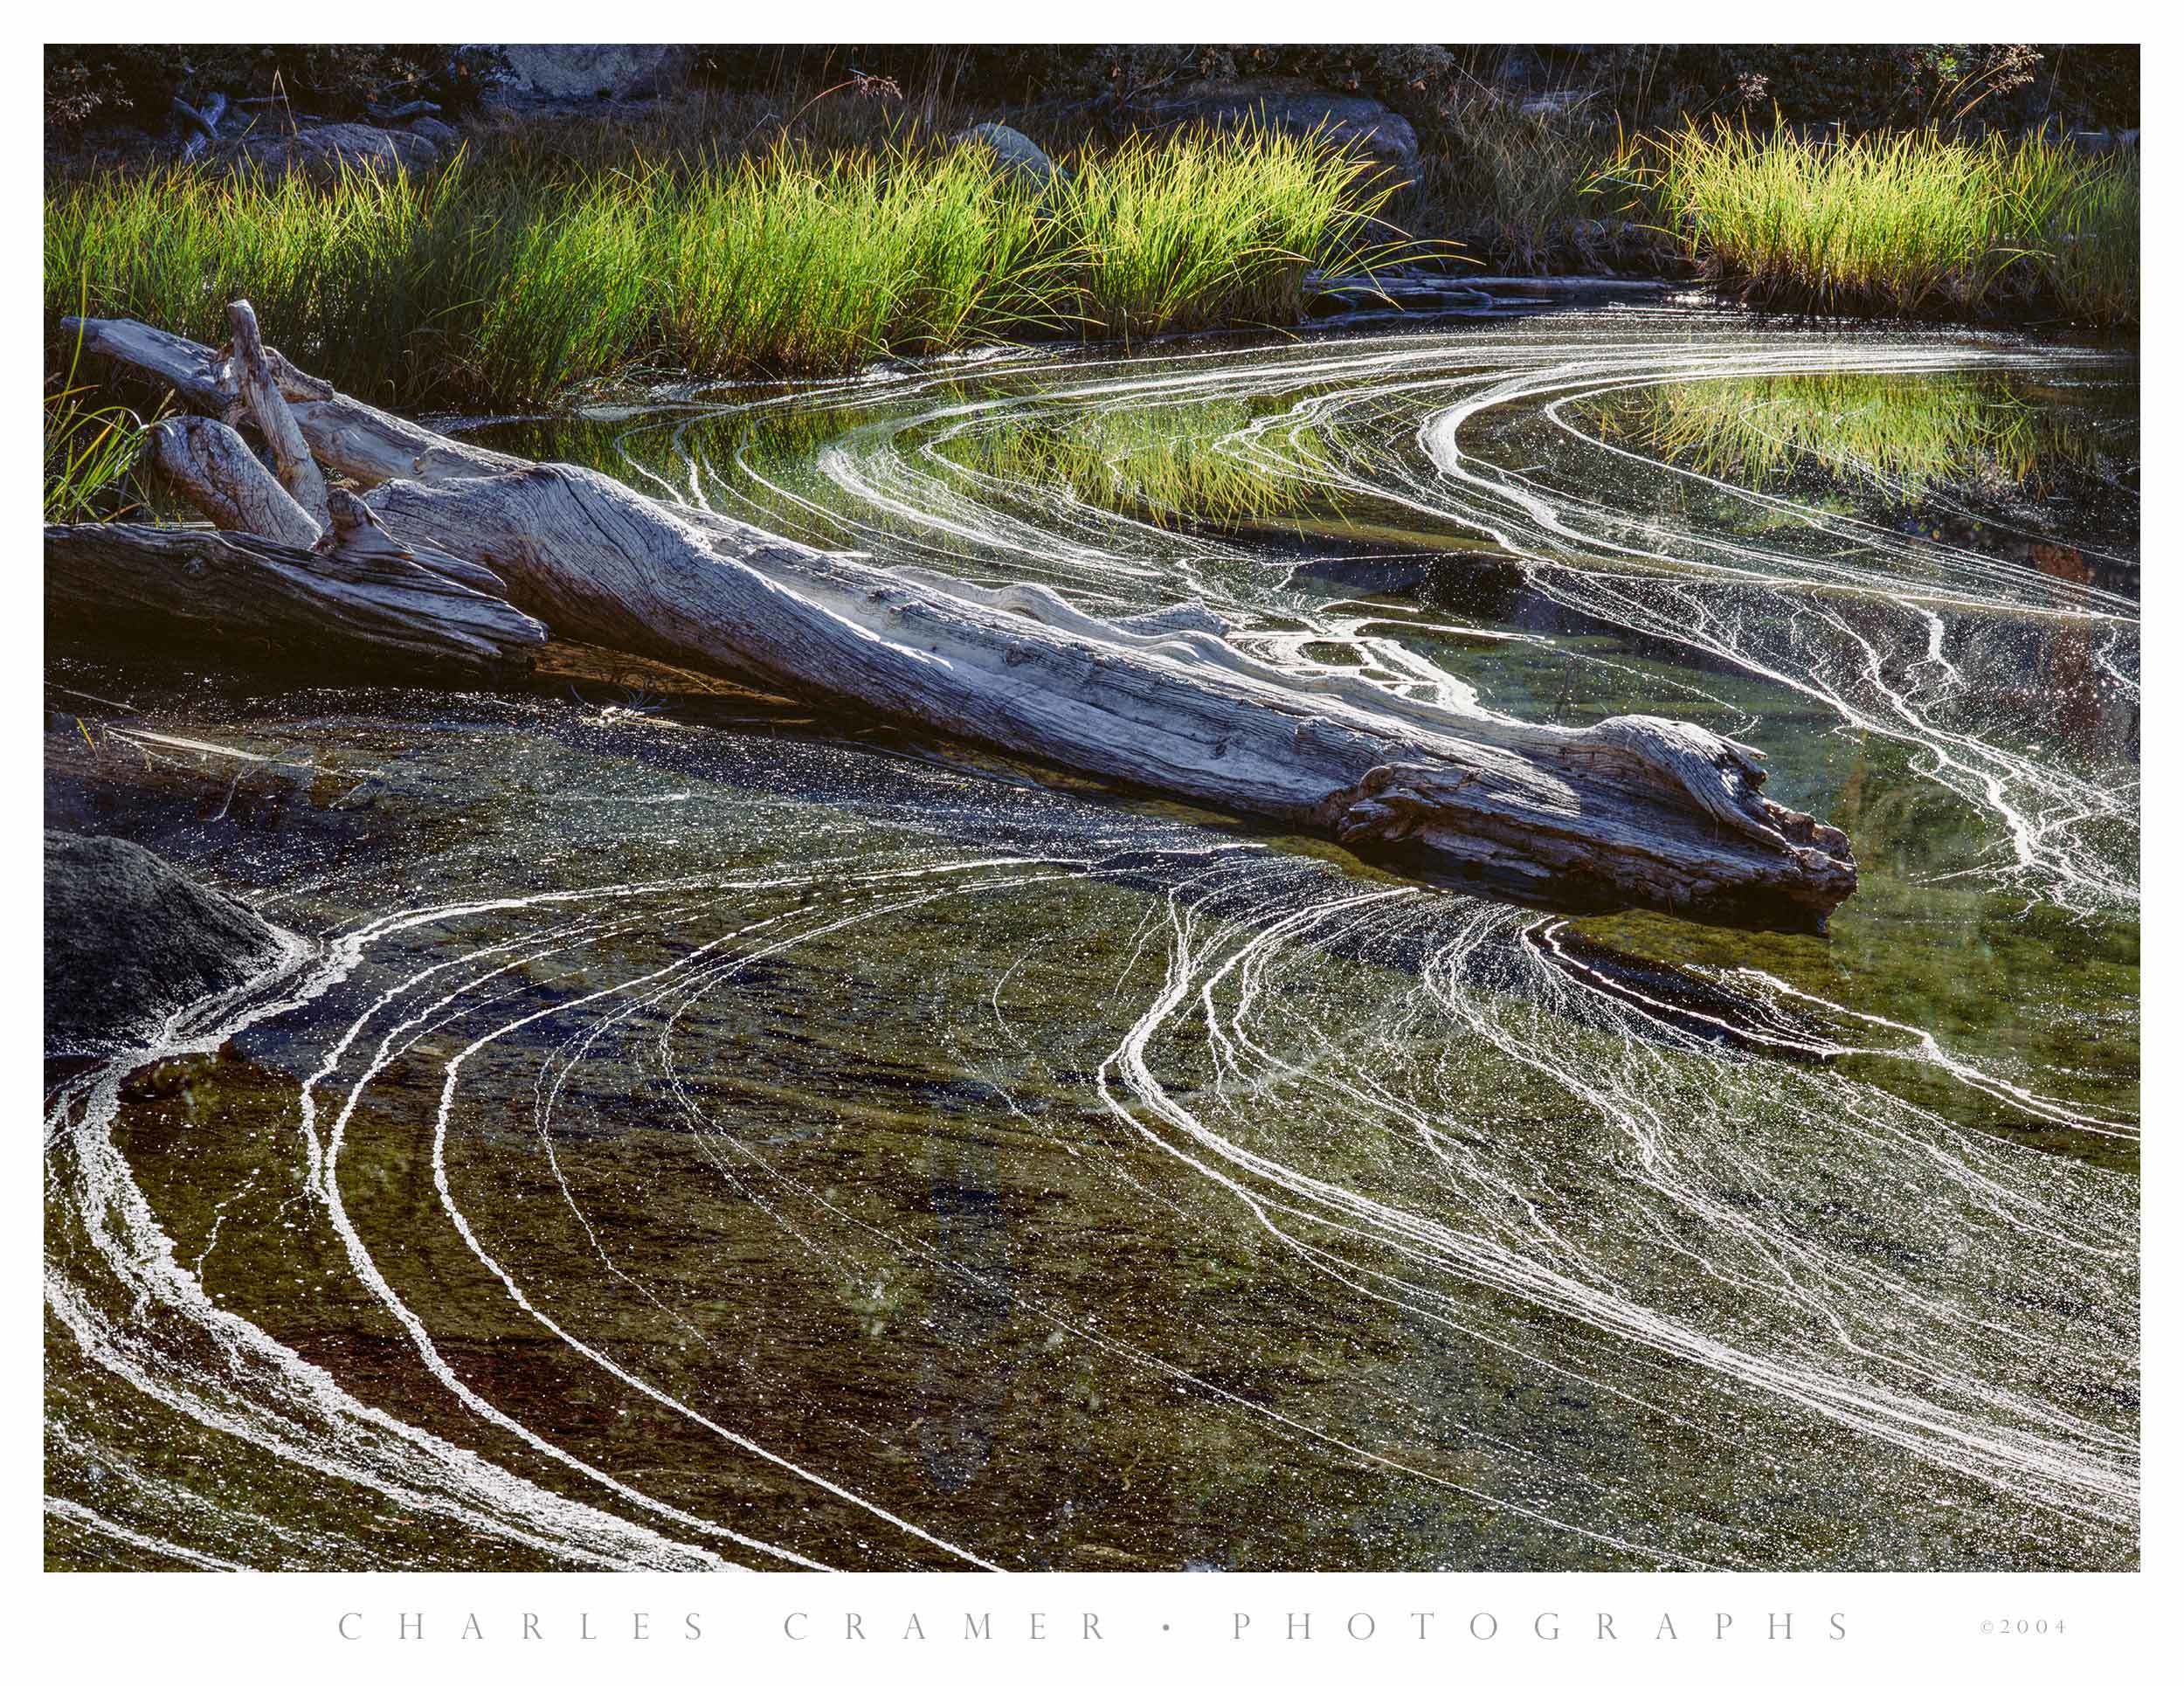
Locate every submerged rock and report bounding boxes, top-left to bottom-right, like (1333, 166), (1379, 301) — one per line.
(45, 833), (291, 1056)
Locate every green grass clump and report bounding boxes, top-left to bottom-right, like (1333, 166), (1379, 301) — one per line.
(1052, 130), (1389, 336)
(46, 126), (1392, 411)
(1607, 122), (2137, 326)
(44, 158), (479, 405)
(631, 145), (1056, 391)
(45, 325), (155, 522)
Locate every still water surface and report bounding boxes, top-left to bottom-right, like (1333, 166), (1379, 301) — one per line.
(46, 308), (2138, 1570)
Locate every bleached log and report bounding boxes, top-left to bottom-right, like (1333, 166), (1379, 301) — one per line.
(146, 415), (322, 549)
(59, 312), (1858, 929)
(60, 314), (521, 484)
(225, 299), (331, 532)
(1455, 275), (1677, 295)
(1305, 271), (1675, 304)
(321, 486), (515, 596)
(45, 522), (547, 682)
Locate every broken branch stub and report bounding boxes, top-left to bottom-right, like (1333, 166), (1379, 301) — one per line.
(224, 298), (331, 534)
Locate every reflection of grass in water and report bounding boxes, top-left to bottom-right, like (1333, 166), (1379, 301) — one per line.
(1587, 371), (2104, 501)
(937, 399), (1346, 529)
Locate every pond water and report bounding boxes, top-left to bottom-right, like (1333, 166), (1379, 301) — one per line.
(46, 307), (2138, 1571)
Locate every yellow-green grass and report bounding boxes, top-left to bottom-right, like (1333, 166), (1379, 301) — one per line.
(1604, 122), (2137, 326)
(45, 322), (156, 522)
(46, 128), (1394, 411)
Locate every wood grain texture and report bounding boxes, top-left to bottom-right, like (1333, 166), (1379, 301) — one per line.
(369, 465), (1857, 928)
(225, 299), (330, 533)
(145, 416), (321, 549)
(45, 522), (548, 682)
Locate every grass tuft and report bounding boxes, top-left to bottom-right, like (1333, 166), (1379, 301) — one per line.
(45, 321), (155, 522)
(47, 126), (1393, 410)
(1602, 121), (2137, 325)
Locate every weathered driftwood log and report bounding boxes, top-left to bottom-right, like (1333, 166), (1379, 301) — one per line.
(173, 93), (226, 164)
(61, 312), (1858, 929)
(146, 415), (321, 548)
(1456, 275), (1678, 296)
(64, 315), (522, 484)
(1305, 270), (1676, 308)
(63, 314), (537, 680)
(45, 522), (548, 682)
(225, 298), (331, 532)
